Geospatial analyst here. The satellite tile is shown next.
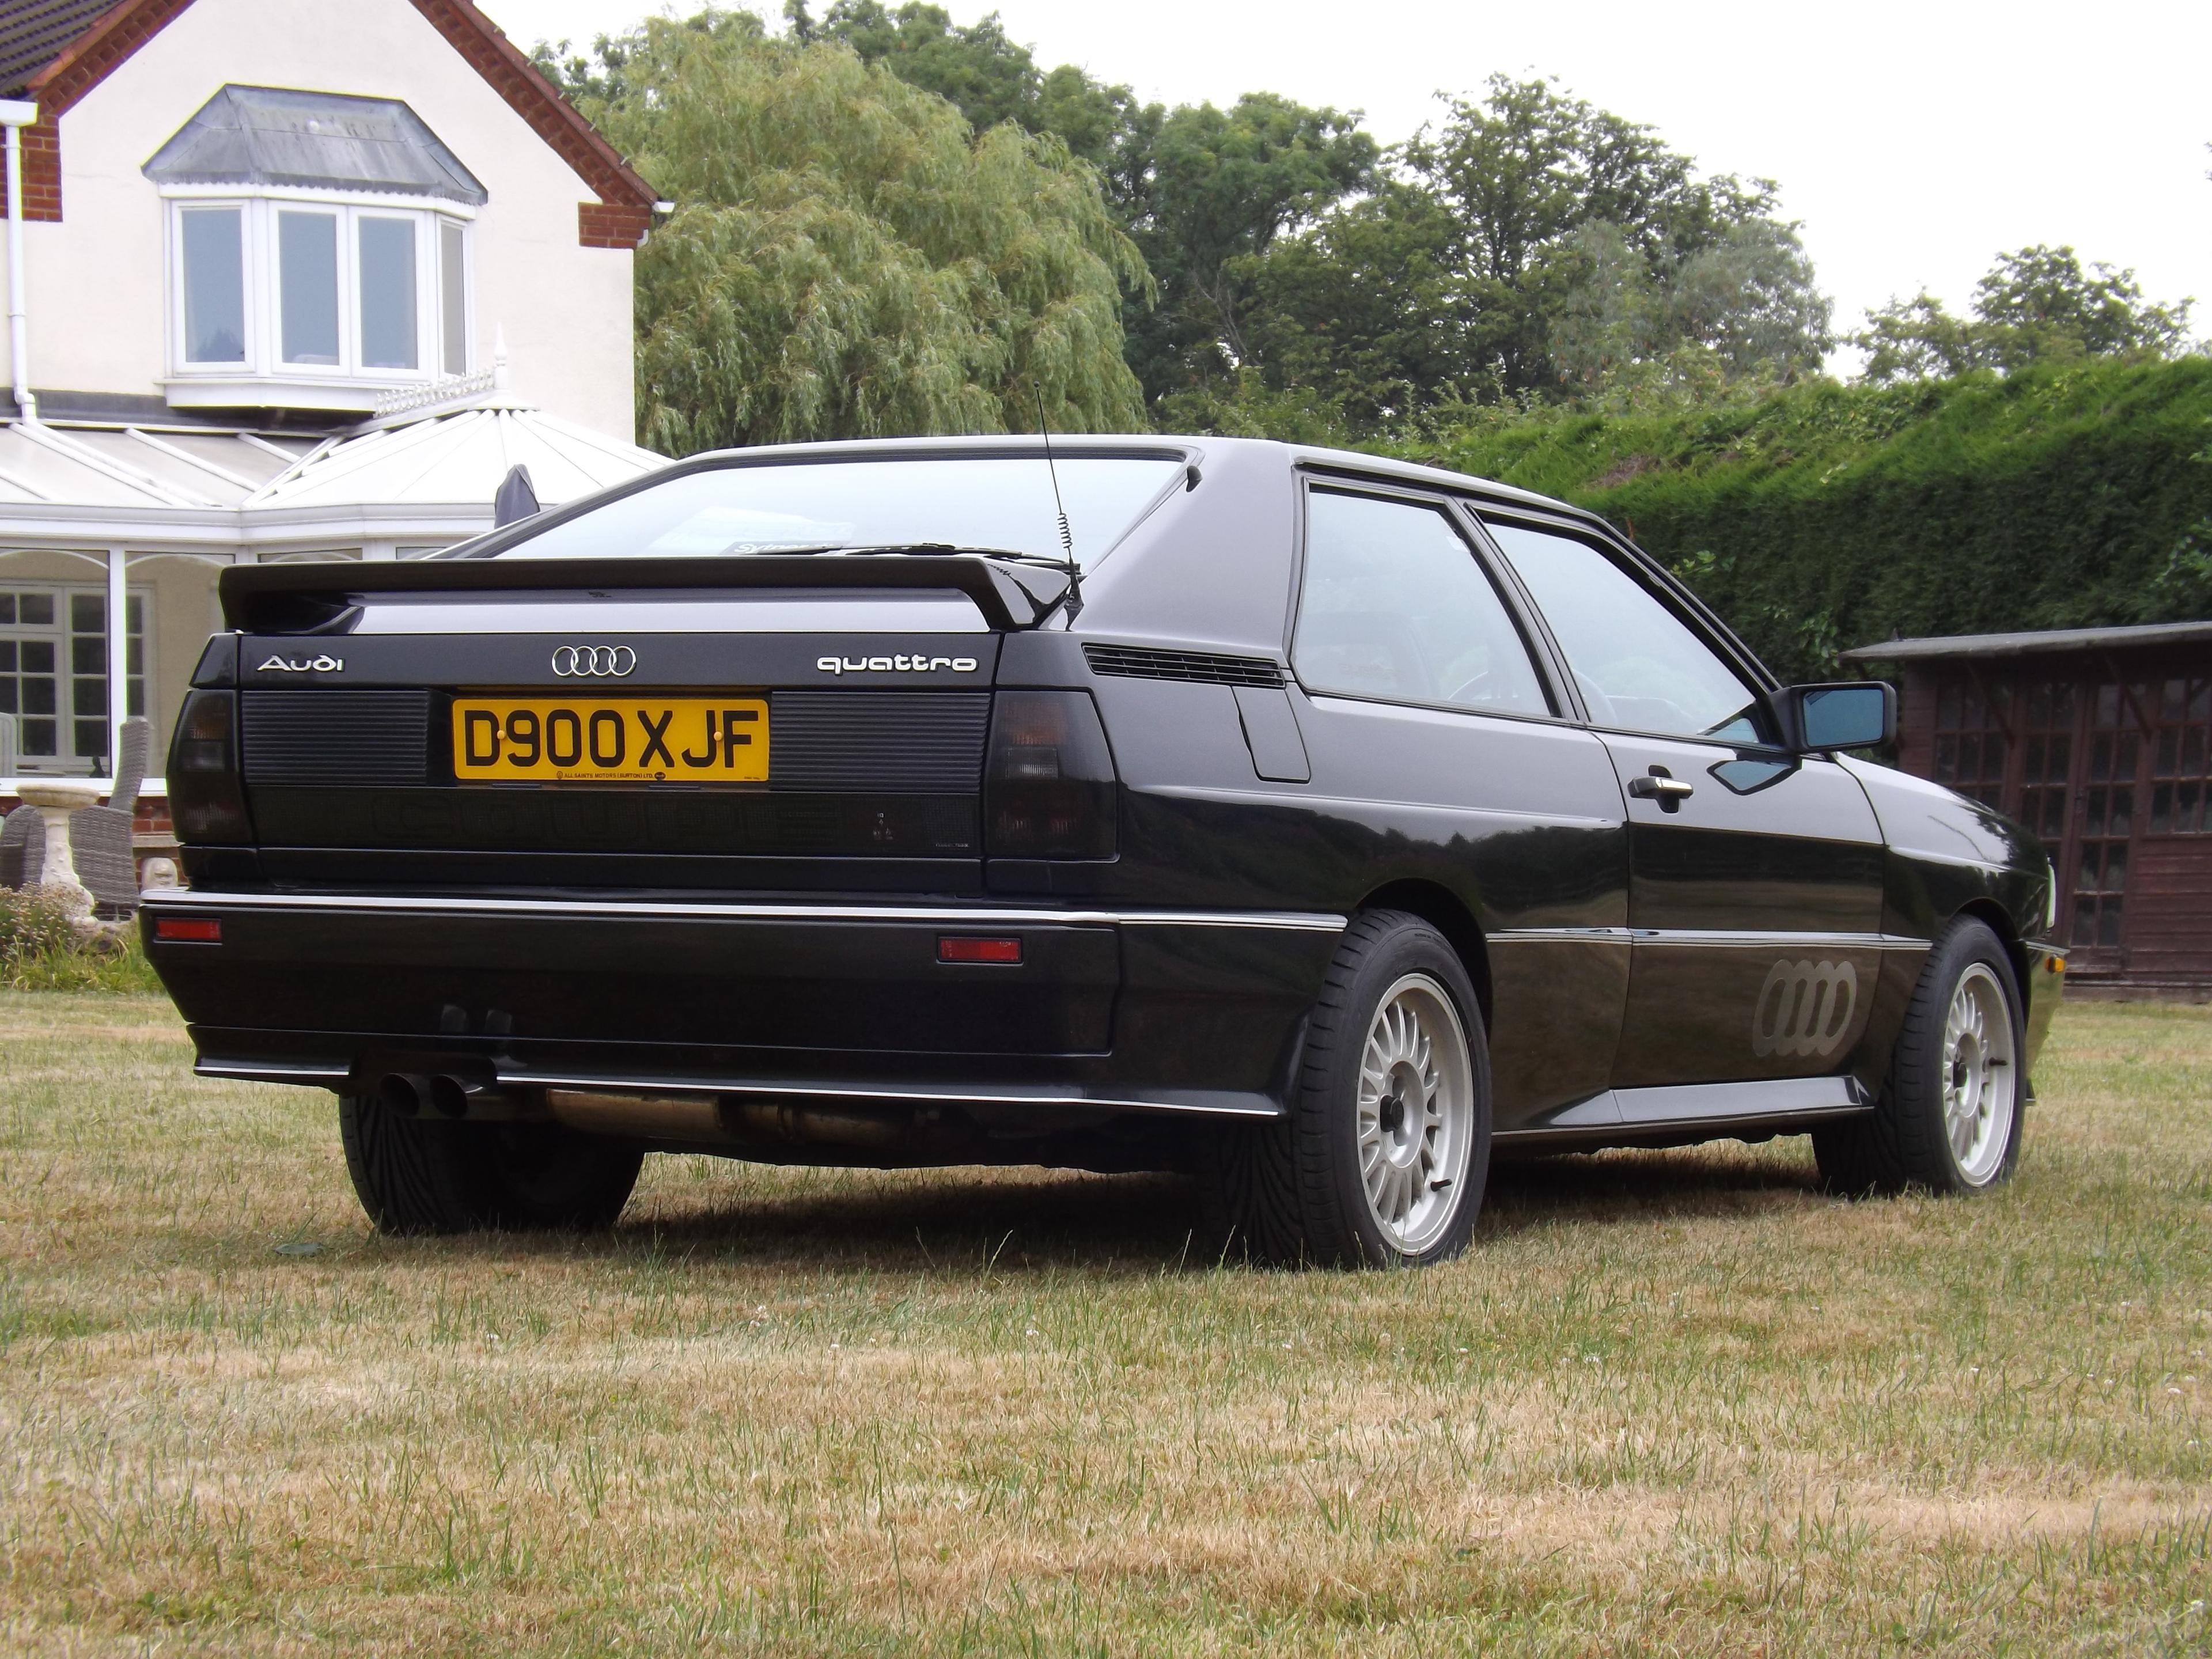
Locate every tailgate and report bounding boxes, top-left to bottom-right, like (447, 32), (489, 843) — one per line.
(206, 556), (1058, 892)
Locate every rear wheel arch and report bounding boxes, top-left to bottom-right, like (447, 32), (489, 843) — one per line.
(1355, 878), (1492, 1033)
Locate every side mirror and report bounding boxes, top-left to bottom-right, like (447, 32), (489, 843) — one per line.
(1782, 681), (1895, 753)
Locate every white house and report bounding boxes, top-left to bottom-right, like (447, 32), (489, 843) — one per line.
(0, 0), (671, 809)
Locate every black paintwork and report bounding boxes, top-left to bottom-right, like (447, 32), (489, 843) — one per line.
(145, 435), (2062, 1162)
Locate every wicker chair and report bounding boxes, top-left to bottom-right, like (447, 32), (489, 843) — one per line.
(0, 798), (35, 889)
(0, 719), (152, 910)
(74, 718), (152, 916)
(0, 715), (20, 888)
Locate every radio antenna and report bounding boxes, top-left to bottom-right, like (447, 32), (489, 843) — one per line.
(1034, 387), (1082, 620)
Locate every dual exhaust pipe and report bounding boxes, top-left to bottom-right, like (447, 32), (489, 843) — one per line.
(377, 1070), (482, 1120)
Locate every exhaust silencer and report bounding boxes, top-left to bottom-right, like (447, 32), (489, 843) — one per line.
(546, 1088), (725, 1140)
(543, 1089), (972, 1156)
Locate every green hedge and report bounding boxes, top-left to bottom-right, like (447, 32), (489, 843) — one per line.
(1397, 358), (2212, 683)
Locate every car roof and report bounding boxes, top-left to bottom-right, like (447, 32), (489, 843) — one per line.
(673, 433), (1613, 540)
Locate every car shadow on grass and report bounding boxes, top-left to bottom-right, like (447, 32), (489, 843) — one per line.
(544, 1139), (1834, 1274)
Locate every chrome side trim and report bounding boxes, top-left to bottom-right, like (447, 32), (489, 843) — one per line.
(1627, 930), (1929, 951)
(1489, 927), (1631, 944)
(143, 889), (1347, 933)
(497, 1070), (1285, 1120)
(1490, 927), (1927, 951)
(1149, 783), (1616, 830)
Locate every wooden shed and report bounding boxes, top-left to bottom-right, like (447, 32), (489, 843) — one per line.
(1842, 621), (2212, 996)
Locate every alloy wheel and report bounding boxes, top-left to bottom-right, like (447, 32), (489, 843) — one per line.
(1942, 961), (2017, 1187)
(1354, 974), (1475, 1253)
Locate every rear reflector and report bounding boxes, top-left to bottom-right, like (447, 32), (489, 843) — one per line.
(151, 916), (222, 944)
(939, 935), (1021, 964)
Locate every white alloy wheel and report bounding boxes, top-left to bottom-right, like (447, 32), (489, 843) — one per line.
(1354, 973), (1475, 1253)
(1941, 961), (2018, 1187)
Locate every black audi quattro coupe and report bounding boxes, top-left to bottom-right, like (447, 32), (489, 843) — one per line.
(143, 436), (2063, 1266)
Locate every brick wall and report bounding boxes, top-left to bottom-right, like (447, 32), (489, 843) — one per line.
(577, 201), (650, 250)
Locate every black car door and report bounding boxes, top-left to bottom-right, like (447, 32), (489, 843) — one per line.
(1285, 483), (1632, 1131)
(1480, 514), (1889, 1096)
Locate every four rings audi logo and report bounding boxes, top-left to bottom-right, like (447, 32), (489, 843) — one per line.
(552, 645), (636, 677)
(1752, 959), (1858, 1058)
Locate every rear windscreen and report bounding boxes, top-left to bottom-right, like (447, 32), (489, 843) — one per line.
(490, 453), (1187, 568)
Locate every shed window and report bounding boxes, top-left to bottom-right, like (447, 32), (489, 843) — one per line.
(1932, 677), (2008, 810)
(2150, 677), (2212, 835)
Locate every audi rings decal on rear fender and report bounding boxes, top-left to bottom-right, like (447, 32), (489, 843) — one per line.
(1752, 959), (1858, 1058)
(551, 646), (637, 677)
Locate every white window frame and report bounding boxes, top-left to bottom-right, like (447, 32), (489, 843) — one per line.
(160, 185), (476, 411)
(0, 572), (153, 780)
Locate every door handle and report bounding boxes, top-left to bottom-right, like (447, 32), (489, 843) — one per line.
(1629, 770), (1694, 810)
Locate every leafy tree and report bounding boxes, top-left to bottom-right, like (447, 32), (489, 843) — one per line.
(1854, 245), (2195, 383)
(554, 14), (1146, 450)
(785, 2), (1135, 172)
(1118, 94), (1378, 400)
(1234, 181), (1470, 423)
(1206, 75), (1828, 431)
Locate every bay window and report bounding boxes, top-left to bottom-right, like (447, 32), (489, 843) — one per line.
(167, 194), (474, 404)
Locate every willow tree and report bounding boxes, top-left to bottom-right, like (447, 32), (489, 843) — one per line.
(569, 16), (1149, 452)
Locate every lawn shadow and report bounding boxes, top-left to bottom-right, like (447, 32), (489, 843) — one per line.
(1481, 1140), (1827, 1236)
(612, 1165), (1213, 1279)
(577, 1135), (1832, 1272)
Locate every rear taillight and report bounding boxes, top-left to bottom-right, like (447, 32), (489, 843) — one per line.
(150, 916), (222, 943)
(984, 690), (1117, 859)
(168, 688), (252, 844)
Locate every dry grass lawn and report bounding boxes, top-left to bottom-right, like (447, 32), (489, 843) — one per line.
(1, 993), (2209, 1655)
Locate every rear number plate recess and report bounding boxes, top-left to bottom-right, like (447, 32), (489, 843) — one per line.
(452, 696), (768, 783)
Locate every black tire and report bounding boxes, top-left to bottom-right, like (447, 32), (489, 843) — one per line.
(339, 1092), (643, 1235)
(1814, 916), (2025, 1197)
(1203, 910), (1492, 1267)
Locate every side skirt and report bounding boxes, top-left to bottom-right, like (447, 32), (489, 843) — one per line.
(1497, 1074), (1873, 1152)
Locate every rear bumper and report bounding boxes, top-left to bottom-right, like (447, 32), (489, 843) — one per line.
(143, 889), (1344, 1123)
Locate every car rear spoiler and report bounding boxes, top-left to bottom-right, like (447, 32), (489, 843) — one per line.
(218, 554), (1075, 635)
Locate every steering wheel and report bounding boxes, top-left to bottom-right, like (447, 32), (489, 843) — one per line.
(1446, 669), (1497, 707)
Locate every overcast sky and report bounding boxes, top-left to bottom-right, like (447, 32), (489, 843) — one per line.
(482, 0), (2212, 363)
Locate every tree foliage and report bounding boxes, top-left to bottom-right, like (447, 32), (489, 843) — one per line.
(531, 5), (2198, 460)
(1854, 246), (2195, 384)
(1221, 76), (1831, 429)
(784, 1), (1137, 172)
(539, 11), (1146, 450)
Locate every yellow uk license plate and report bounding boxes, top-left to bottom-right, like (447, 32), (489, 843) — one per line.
(452, 696), (768, 783)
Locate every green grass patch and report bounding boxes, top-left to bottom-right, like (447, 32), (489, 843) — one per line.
(0, 991), (2207, 1654)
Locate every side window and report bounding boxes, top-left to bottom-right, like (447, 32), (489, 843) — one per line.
(1296, 491), (1551, 717)
(1485, 520), (1762, 742)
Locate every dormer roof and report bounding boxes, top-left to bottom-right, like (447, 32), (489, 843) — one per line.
(145, 85), (488, 205)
